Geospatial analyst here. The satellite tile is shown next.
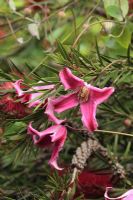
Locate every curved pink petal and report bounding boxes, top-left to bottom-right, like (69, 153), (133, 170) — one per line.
(12, 80), (30, 104)
(28, 122), (39, 136)
(88, 85), (115, 105)
(33, 84), (55, 90)
(28, 122), (42, 144)
(12, 79), (24, 97)
(49, 125), (67, 170)
(28, 93), (42, 108)
(59, 67), (84, 90)
(28, 122), (59, 144)
(51, 125), (66, 142)
(45, 98), (65, 124)
(80, 100), (98, 132)
(104, 187), (133, 200)
(53, 93), (79, 113)
(28, 123), (57, 147)
(27, 84), (55, 107)
(13, 81), (55, 107)
(124, 190), (133, 200)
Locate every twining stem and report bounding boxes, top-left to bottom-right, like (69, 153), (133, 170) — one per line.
(100, 59), (126, 74)
(72, 19), (126, 48)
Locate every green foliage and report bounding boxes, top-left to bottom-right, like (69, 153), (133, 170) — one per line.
(0, 0), (133, 199)
(103, 0), (129, 20)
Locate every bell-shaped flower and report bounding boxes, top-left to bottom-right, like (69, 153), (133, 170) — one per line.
(45, 67), (115, 132)
(28, 122), (67, 170)
(12, 79), (55, 108)
(105, 187), (133, 200)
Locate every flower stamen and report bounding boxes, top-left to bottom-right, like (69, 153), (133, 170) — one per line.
(78, 86), (90, 103)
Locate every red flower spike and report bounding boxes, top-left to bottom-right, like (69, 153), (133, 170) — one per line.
(0, 82), (30, 117)
(76, 170), (113, 198)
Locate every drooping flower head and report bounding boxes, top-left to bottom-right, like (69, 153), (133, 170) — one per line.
(128, 0), (133, 10)
(12, 79), (55, 108)
(25, 0), (50, 15)
(28, 123), (67, 170)
(105, 187), (133, 200)
(45, 67), (115, 132)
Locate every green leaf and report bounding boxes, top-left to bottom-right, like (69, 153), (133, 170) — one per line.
(4, 122), (26, 138)
(95, 39), (105, 66)
(42, 64), (59, 74)
(103, 0), (129, 20)
(119, 0), (129, 18)
(106, 5), (122, 20)
(8, 0), (16, 11)
(0, 69), (13, 81)
(56, 40), (70, 61)
(117, 26), (132, 48)
(123, 141), (132, 158)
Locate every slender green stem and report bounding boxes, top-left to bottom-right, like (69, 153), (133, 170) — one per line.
(95, 129), (133, 137)
(67, 125), (133, 137)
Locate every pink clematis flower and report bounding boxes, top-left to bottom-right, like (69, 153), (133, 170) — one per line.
(12, 79), (55, 108)
(105, 187), (133, 200)
(28, 122), (67, 170)
(45, 67), (115, 132)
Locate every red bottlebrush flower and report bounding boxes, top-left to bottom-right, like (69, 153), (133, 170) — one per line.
(0, 28), (6, 38)
(0, 30), (5, 37)
(0, 82), (30, 118)
(76, 170), (113, 198)
(25, 0), (50, 14)
(0, 28), (6, 44)
(1, 82), (13, 90)
(55, 168), (114, 199)
(27, 0), (43, 10)
(128, 0), (133, 9)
